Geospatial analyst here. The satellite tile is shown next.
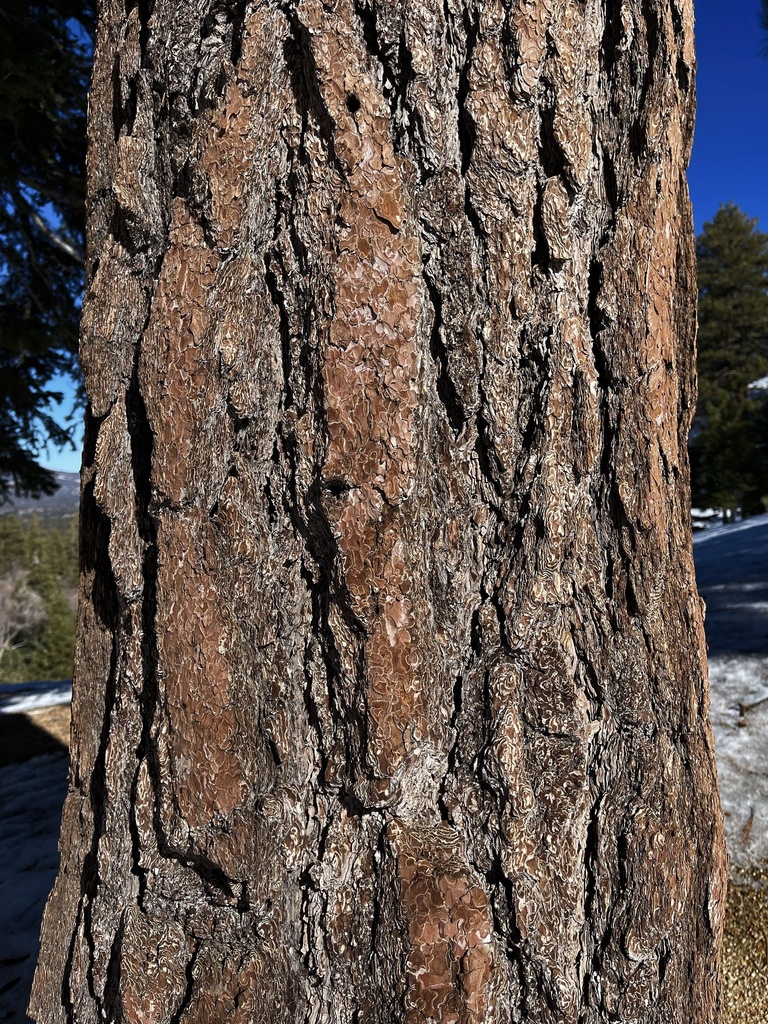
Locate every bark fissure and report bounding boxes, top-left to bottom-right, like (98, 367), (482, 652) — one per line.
(282, 7), (346, 180)
(168, 944), (200, 1024)
(457, 10), (479, 176)
(264, 258), (296, 412)
(77, 527), (121, 1018)
(424, 270), (467, 436)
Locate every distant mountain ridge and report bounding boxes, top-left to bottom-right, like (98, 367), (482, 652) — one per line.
(1, 472), (80, 520)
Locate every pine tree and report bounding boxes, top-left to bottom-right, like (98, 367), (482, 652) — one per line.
(0, 512), (26, 574)
(0, 512), (76, 680)
(32, 2), (726, 1021)
(24, 516), (76, 679)
(691, 204), (768, 514)
(0, 2), (94, 501)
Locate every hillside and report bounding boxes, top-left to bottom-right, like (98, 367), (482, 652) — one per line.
(0, 472), (80, 523)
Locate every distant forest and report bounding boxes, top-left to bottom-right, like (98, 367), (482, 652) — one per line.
(0, 513), (77, 682)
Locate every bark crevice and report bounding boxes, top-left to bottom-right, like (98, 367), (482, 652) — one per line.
(424, 269), (467, 436)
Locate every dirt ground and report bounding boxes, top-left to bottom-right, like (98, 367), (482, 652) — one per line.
(1, 703), (765, 1017)
(722, 864), (768, 1024)
(0, 704), (71, 767)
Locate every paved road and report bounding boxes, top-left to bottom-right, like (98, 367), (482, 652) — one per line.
(694, 515), (768, 657)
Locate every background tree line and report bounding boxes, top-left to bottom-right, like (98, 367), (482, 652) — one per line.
(690, 203), (768, 517)
(0, 512), (77, 682)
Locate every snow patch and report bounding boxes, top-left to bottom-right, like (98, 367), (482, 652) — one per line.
(0, 679), (72, 714)
(748, 374), (768, 394)
(693, 511), (768, 545)
(709, 656), (768, 872)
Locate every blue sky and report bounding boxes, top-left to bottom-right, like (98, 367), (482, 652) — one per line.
(42, 0), (768, 473)
(689, 0), (767, 234)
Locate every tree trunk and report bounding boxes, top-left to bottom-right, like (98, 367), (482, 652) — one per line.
(31, 1), (726, 1021)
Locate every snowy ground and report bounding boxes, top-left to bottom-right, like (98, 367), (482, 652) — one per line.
(0, 682), (71, 1020)
(0, 518), (766, 1020)
(0, 680), (72, 715)
(694, 513), (768, 874)
(0, 753), (68, 1022)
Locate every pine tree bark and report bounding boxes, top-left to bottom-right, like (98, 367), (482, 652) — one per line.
(31, 1), (726, 1022)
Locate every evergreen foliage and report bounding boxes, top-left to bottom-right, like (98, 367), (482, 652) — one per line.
(690, 204), (768, 515)
(0, 512), (77, 681)
(0, 3), (94, 502)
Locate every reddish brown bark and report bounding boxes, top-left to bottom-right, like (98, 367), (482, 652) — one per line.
(31, 2), (726, 1022)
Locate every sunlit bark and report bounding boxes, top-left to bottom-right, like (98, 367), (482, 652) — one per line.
(32, 2), (726, 1021)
